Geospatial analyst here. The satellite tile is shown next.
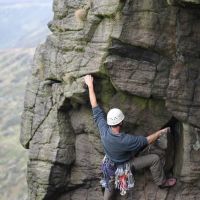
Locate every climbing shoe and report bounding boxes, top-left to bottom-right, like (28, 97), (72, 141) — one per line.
(159, 178), (177, 189)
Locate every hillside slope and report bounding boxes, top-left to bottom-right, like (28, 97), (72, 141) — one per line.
(0, 0), (53, 198)
(0, 48), (35, 200)
(0, 48), (35, 136)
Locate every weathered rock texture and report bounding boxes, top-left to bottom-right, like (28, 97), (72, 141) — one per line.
(21, 0), (200, 199)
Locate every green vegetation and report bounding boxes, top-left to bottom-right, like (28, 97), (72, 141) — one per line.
(115, 91), (148, 110)
(148, 98), (166, 116)
(99, 78), (116, 106)
(0, 132), (28, 200)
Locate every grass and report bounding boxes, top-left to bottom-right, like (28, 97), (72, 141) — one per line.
(0, 131), (28, 200)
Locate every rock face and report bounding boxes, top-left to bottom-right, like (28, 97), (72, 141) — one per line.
(21, 0), (200, 199)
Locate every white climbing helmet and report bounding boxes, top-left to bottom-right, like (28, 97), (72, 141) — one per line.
(107, 108), (125, 126)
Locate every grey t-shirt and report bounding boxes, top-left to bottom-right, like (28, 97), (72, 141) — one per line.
(92, 106), (148, 164)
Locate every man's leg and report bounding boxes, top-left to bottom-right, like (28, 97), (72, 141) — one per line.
(131, 154), (165, 186)
(103, 177), (116, 200)
(104, 188), (115, 200)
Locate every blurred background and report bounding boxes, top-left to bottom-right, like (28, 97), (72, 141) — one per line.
(0, 0), (53, 199)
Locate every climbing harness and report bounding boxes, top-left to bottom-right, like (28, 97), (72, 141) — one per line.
(100, 156), (135, 196)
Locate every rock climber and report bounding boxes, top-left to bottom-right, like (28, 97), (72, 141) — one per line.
(84, 75), (176, 200)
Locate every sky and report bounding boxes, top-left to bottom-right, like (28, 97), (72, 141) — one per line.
(0, 0), (53, 48)
(0, 0), (52, 4)
(0, 0), (53, 8)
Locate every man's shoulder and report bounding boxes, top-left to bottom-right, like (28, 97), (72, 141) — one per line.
(121, 133), (133, 141)
(122, 133), (141, 142)
(92, 105), (101, 112)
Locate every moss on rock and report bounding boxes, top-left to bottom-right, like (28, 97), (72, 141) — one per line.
(98, 77), (116, 107)
(148, 98), (167, 116)
(114, 91), (148, 110)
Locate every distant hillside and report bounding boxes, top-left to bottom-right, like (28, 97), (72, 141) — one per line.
(0, 0), (53, 48)
(0, 48), (35, 200)
(0, 1), (53, 199)
(0, 133), (27, 200)
(0, 48), (35, 136)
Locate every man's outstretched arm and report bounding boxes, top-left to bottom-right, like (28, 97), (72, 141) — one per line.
(84, 75), (98, 108)
(84, 75), (108, 135)
(146, 127), (170, 144)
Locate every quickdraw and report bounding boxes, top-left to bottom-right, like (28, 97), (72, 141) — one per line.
(100, 156), (116, 190)
(115, 163), (135, 195)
